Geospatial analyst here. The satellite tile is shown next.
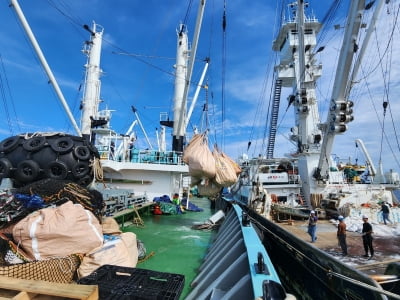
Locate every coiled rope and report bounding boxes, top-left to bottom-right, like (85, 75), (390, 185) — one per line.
(92, 157), (104, 181)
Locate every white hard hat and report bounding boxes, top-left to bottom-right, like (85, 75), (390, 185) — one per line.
(338, 215), (344, 220)
(310, 210), (315, 214)
(362, 215), (368, 219)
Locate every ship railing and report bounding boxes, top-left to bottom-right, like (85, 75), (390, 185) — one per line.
(96, 145), (185, 165)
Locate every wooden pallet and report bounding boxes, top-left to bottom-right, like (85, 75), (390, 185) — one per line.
(0, 276), (98, 300)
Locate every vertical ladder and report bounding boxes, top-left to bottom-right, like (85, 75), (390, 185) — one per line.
(266, 79), (282, 158)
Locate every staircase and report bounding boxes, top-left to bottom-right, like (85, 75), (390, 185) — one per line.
(266, 79), (282, 159)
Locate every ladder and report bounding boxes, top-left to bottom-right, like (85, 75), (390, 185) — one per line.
(266, 79), (282, 158)
(132, 206), (144, 227)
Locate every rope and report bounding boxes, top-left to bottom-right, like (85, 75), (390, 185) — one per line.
(137, 251), (155, 264)
(92, 157), (104, 181)
(327, 271), (400, 299)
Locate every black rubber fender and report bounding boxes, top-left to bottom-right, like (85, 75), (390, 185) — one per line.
(73, 145), (91, 161)
(71, 162), (90, 178)
(45, 160), (68, 180)
(15, 160), (40, 183)
(0, 158), (12, 178)
(22, 136), (46, 152)
(0, 136), (20, 153)
(50, 136), (74, 154)
(87, 143), (100, 159)
(78, 174), (93, 186)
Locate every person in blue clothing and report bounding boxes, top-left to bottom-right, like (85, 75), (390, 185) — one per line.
(308, 210), (318, 242)
(380, 201), (392, 225)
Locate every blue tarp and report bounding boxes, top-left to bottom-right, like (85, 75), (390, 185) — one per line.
(181, 198), (203, 212)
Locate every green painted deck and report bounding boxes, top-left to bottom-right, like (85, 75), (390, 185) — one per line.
(120, 197), (217, 299)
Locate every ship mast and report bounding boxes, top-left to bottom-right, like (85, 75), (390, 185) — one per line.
(80, 23), (104, 140)
(172, 0), (207, 152)
(170, 24), (189, 152)
(272, 1), (322, 203)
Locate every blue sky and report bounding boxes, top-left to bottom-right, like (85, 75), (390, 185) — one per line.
(0, 0), (399, 173)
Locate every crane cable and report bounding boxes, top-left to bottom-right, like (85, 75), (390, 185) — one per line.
(220, 0), (227, 150)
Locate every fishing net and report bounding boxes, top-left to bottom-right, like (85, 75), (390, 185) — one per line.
(0, 254), (82, 283)
(15, 178), (104, 216)
(0, 178), (105, 228)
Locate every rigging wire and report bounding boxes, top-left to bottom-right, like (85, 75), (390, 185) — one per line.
(246, 1), (284, 159)
(8, 3), (74, 132)
(383, 1), (400, 156)
(349, 2), (400, 170)
(182, 0), (195, 26)
(46, 0), (87, 40)
(0, 55), (20, 135)
(204, 0), (216, 144)
(317, 0), (344, 47)
(218, 0), (227, 151)
(48, 0), (207, 137)
(353, 3), (400, 83)
(357, 65), (400, 169)
(375, 3), (400, 168)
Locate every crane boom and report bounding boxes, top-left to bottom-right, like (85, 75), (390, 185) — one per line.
(315, 0), (365, 180)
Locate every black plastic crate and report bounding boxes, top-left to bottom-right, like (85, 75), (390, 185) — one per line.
(77, 265), (185, 300)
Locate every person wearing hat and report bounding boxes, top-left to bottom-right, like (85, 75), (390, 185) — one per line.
(361, 215), (374, 258)
(337, 215), (347, 256)
(308, 210), (318, 243)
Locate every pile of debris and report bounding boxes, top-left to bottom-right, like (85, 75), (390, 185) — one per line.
(0, 178), (139, 283)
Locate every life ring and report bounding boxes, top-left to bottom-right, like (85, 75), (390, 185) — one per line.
(22, 136), (46, 152)
(0, 158), (12, 178)
(15, 160), (40, 183)
(73, 145), (91, 160)
(45, 161), (68, 180)
(50, 137), (74, 154)
(0, 136), (20, 153)
(71, 162), (89, 178)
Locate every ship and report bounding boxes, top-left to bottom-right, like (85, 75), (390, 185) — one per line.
(231, 0), (400, 223)
(227, 0), (400, 299)
(0, 0), (293, 299)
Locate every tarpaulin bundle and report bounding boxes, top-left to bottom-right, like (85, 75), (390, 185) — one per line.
(14, 194), (44, 209)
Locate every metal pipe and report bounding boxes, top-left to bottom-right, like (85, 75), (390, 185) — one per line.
(10, 0), (82, 136)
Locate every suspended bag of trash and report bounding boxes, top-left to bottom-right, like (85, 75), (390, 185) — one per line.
(197, 178), (222, 197)
(182, 133), (216, 178)
(223, 152), (242, 175)
(213, 147), (239, 187)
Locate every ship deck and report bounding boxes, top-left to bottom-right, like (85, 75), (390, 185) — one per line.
(275, 218), (400, 275)
(118, 197), (216, 299)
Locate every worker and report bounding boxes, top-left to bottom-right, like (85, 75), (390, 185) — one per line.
(172, 193), (180, 205)
(361, 215), (374, 258)
(337, 215), (348, 256)
(307, 210), (318, 243)
(380, 201), (392, 225)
